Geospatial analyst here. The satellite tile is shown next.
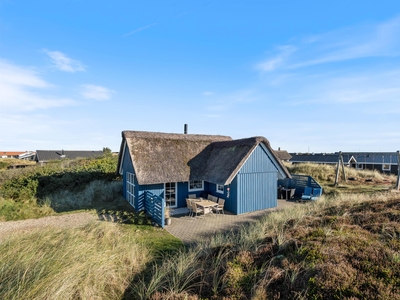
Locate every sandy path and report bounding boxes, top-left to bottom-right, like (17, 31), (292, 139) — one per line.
(0, 212), (100, 240)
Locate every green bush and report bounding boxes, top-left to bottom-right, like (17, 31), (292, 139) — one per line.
(0, 156), (119, 202)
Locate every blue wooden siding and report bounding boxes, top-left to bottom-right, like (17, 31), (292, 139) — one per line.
(236, 172), (277, 214)
(121, 144), (137, 207)
(240, 143), (280, 173)
(234, 144), (279, 214)
(224, 176), (238, 214)
(208, 182), (228, 199)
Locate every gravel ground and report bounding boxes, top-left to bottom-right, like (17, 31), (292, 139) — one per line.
(0, 212), (100, 240)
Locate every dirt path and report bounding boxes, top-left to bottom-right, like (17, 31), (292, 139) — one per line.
(0, 212), (100, 240)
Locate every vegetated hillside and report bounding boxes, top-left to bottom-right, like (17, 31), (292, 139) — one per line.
(0, 158), (36, 170)
(128, 193), (400, 300)
(0, 155), (122, 221)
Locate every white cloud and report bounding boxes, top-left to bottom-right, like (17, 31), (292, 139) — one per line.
(256, 45), (296, 72)
(81, 84), (114, 101)
(44, 50), (86, 72)
(0, 59), (76, 111)
(292, 17), (400, 69)
(257, 16), (400, 72)
(124, 23), (158, 36)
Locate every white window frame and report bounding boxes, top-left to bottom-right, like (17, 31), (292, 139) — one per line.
(164, 182), (178, 208)
(216, 184), (224, 194)
(126, 172), (135, 208)
(382, 164), (390, 171)
(188, 180), (204, 192)
(356, 164), (364, 170)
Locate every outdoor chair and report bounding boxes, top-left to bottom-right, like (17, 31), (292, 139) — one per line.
(190, 200), (204, 219)
(213, 198), (225, 214)
(186, 198), (193, 217)
(289, 188), (296, 200)
(311, 188), (322, 201)
(207, 194), (214, 201)
(188, 194), (197, 199)
(301, 187), (313, 200)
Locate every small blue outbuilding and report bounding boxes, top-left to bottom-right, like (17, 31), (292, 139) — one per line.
(117, 130), (291, 215)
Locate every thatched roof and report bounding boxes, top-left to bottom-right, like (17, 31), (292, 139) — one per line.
(190, 137), (291, 185)
(117, 131), (232, 185)
(274, 150), (292, 161)
(117, 131), (291, 185)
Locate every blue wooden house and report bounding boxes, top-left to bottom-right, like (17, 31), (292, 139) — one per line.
(117, 131), (291, 215)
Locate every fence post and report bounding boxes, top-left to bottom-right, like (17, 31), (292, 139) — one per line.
(340, 152), (347, 182)
(334, 151), (341, 186)
(396, 150), (400, 190)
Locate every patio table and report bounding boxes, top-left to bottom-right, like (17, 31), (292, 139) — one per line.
(195, 200), (218, 215)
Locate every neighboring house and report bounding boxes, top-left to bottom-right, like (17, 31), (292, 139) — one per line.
(0, 151), (25, 158)
(35, 150), (104, 164)
(344, 152), (399, 175)
(289, 152), (399, 175)
(274, 148), (292, 162)
(117, 130), (291, 215)
(289, 153), (356, 166)
(18, 151), (36, 161)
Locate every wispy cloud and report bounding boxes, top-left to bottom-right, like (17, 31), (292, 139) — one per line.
(256, 45), (296, 72)
(0, 59), (76, 111)
(81, 84), (114, 101)
(257, 16), (400, 72)
(44, 50), (86, 72)
(124, 23), (158, 36)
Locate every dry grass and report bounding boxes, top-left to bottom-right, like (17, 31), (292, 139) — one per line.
(0, 221), (151, 300)
(286, 162), (397, 184)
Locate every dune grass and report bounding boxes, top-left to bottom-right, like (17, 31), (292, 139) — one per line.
(0, 221), (152, 300)
(128, 191), (400, 299)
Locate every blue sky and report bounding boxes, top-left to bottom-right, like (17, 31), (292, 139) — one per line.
(1, 1), (400, 153)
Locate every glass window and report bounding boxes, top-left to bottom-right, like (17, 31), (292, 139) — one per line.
(216, 184), (224, 194)
(189, 180), (204, 191)
(165, 182), (177, 207)
(126, 172), (135, 208)
(356, 164), (363, 169)
(382, 164), (390, 171)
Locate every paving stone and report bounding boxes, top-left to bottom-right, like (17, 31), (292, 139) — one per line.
(165, 200), (297, 245)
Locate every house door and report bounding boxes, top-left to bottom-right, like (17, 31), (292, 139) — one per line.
(165, 182), (177, 208)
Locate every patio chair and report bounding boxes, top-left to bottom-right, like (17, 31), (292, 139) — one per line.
(188, 194), (197, 199)
(213, 198), (225, 214)
(289, 188), (296, 200)
(186, 198), (193, 217)
(311, 188), (322, 201)
(207, 194), (214, 201)
(191, 200), (204, 219)
(301, 187), (313, 201)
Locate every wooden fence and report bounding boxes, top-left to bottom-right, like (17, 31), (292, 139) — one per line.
(144, 191), (165, 228)
(278, 174), (321, 197)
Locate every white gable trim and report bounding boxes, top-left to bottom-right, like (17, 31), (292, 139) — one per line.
(118, 140), (127, 175)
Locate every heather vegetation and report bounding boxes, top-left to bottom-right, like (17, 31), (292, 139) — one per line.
(128, 192), (400, 299)
(0, 159), (399, 299)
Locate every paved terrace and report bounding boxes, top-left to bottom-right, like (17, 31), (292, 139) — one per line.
(166, 199), (298, 245)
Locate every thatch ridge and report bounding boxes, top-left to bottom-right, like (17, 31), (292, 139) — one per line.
(116, 131), (290, 185)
